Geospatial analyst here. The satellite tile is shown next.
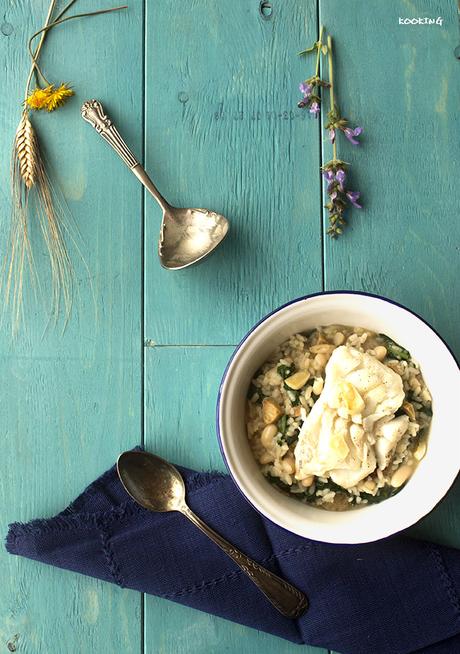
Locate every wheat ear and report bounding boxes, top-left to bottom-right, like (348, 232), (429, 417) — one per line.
(15, 111), (37, 190)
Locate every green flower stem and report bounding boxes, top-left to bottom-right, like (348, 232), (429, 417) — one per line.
(27, 5), (128, 82)
(25, 0), (80, 97)
(315, 25), (324, 77)
(327, 34), (338, 162)
(24, 0), (57, 101)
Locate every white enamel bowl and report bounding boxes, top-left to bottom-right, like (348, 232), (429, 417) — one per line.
(217, 292), (460, 544)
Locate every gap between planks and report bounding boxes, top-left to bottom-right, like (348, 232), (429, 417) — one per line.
(144, 341), (237, 348)
(141, 1), (147, 653)
(317, 0), (326, 292)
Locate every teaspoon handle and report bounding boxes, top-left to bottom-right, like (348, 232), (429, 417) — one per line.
(81, 99), (170, 212)
(180, 505), (308, 619)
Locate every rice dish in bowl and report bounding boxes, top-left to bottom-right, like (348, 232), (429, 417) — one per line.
(218, 292), (459, 543)
(247, 325), (433, 510)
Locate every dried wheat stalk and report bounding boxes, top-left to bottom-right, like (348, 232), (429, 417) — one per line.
(2, 0), (73, 335)
(4, 109), (74, 334)
(3, 0), (124, 334)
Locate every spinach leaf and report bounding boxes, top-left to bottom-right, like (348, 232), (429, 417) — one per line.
(286, 432), (299, 447)
(378, 334), (411, 361)
(265, 474), (291, 493)
(285, 387), (301, 405)
(247, 383), (258, 399)
(277, 415), (288, 435)
(246, 383), (264, 404)
(277, 364), (295, 379)
(360, 484), (404, 505)
(266, 474), (317, 504)
(314, 478), (346, 494)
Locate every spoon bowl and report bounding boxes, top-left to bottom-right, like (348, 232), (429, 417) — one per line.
(159, 206), (229, 270)
(117, 450), (185, 512)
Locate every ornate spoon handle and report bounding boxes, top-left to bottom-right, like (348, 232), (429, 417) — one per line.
(81, 99), (139, 168)
(181, 505), (308, 619)
(81, 99), (169, 211)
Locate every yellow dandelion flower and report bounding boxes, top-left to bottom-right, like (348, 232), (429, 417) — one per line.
(44, 83), (74, 112)
(26, 86), (54, 111)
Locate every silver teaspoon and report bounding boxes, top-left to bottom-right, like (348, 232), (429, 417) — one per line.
(81, 100), (229, 270)
(117, 450), (308, 619)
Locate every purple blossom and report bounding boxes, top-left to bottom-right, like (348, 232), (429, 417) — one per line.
(329, 128), (336, 144)
(309, 101), (320, 117)
(299, 82), (312, 98)
(335, 169), (346, 189)
(323, 169), (346, 193)
(322, 170), (335, 193)
(342, 126), (363, 145)
(346, 191), (362, 208)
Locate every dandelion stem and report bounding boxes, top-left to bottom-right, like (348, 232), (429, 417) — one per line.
(25, 0), (79, 100)
(27, 5), (128, 70)
(24, 0), (57, 102)
(327, 35), (338, 161)
(32, 65), (51, 88)
(315, 25), (324, 77)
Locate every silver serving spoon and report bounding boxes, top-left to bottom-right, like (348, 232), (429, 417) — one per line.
(117, 450), (308, 619)
(81, 100), (229, 270)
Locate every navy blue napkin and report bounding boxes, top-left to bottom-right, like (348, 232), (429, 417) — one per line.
(6, 456), (460, 654)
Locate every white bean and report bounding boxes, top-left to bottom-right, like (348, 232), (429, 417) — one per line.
(421, 388), (432, 403)
(314, 353), (327, 370)
(390, 464), (413, 488)
(260, 424), (277, 448)
(363, 479), (376, 492)
(259, 451), (274, 464)
(312, 377), (324, 395)
(310, 344), (335, 354)
(374, 346), (387, 361)
(300, 475), (314, 487)
(410, 377), (421, 391)
(281, 454), (296, 474)
(333, 331), (345, 346)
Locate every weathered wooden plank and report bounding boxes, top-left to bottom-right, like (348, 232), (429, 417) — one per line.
(0, 1), (144, 652)
(144, 345), (325, 654)
(144, 0), (322, 345)
(144, 346), (232, 472)
(320, 0), (459, 351)
(318, 0), (460, 551)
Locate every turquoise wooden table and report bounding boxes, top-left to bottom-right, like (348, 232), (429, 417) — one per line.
(1, 1), (459, 652)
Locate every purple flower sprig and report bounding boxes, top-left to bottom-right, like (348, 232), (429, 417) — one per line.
(322, 161), (362, 237)
(297, 76), (330, 117)
(297, 28), (365, 238)
(322, 34), (363, 237)
(297, 26), (329, 118)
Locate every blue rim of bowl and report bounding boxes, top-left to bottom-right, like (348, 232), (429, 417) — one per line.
(215, 290), (459, 533)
